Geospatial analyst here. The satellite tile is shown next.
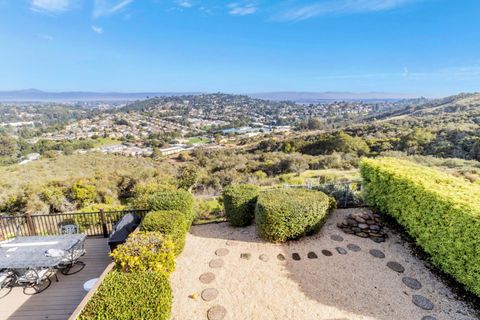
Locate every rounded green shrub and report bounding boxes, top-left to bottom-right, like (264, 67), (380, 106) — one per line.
(79, 270), (172, 320)
(223, 184), (259, 227)
(144, 189), (195, 224)
(110, 232), (176, 277)
(141, 210), (189, 255)
(255, 188), (330, 242)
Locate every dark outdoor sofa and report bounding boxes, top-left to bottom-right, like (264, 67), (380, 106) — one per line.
(108, 213), (141, 252)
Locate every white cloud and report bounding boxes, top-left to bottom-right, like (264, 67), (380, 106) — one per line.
(276, 0), (419, 21)
(177, 0), (193, 8)
(228, 3), (257, 16)
(31, 0), (71, 12)
(93, 0), (133, 18)
(91, 25), (104, 34)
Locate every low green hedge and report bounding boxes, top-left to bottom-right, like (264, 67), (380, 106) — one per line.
(110, 232), (176, 277)
(79, 271), (172, 320)
(361, 157), (480, 296)
(144, 189), (195, 225)
(255, 188), (330, 242)
(223, 184), (260, 227)
(141, 210), (189, 255)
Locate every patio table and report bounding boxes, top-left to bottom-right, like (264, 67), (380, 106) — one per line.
(0, 234), (86, 269)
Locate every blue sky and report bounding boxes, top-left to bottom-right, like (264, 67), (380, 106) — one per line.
(0, 0), (479, 96)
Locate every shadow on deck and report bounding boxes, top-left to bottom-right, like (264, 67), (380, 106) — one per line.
(0, 237), (111, 320)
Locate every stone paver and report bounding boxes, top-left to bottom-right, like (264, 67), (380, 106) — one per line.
(199, 272), (216, 284)
(346, 243), (361, 252)
(202, 288), (219, 302)
(292, 253), (301, 261)
(412, 295), (434, 310)
(259, 254), (269, 262)
(215, 248), (229, 257)
(226, 240), (238, 246)
(369, 249), (385, 259)
(421, 316), (438, 320)
(209, 259), (224, 268)
(330, 234), (344, 242)
(321, 249), (333, 257)
(336, 247), (347, 255)
(207, 305), (227, 320)
(307, 252), (318, 259)
(402, 277), (422, 290)
(387, 261), (405, 273)
(277, 254), (286, 261)
(240, 253), (251, 260)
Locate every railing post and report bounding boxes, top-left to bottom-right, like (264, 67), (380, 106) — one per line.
(25, 212), (37, 236)
(99, 209), (108, 238)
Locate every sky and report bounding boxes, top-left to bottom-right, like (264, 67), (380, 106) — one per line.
(0, 0), (479, 96)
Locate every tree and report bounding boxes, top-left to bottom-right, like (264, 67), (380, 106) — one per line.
(176, 165), (198, 191)
(399, 129), (435, 154)
(0, 135), (17, 158)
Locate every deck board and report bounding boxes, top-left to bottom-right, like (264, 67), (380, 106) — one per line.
(0, 237), (111, 320)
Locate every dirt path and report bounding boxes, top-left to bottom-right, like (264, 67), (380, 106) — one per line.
(170, 208), (478, 320)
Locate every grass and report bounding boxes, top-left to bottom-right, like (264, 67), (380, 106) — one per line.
(188, 137), (210, 144)
(93, 137), (123, 147)
(193, 197), (226, 224)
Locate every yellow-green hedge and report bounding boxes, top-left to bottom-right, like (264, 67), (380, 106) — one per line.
(79, 271), (172, 320)
(361, 157), (480, 296)
(223, 184), (259, 227)
(255, 188), (330, 242)
(140, 210), (189, 255)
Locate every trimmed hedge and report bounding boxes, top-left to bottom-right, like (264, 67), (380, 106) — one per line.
(223, 184), (260, 227)
(145, 189), (195, 225)
(255, 189), (330, 242)
(110, 232), (176, 277)
(361, 157), (480, 296)
(79, 271), (172, 320)
(141, 210), (189, 255)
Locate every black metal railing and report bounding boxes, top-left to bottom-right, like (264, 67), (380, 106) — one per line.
(0, 209), (149, 240)
(283, 181), (364, 208)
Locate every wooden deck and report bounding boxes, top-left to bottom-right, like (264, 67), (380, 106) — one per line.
(0, 237), (111, 320)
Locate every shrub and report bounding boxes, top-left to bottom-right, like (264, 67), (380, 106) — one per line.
(79, 270), (172, 320)
(110, 232), (175, 277)
(255, 189), (330, 242)
(141, 210), (189, 255)
(361, 157), (480, 296)
(140, 189), (195, 224)
(223, 184), (259, 227)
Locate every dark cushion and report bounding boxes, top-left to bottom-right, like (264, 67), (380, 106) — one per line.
(108, 213), (141, 251)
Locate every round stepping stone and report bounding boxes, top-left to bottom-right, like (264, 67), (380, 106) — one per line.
(336, 247), (347, 255)
(321, 249), (333, 257)
(346, 243), (361, 252)
(207, 305), (227, 320)
(201, 288), (219, 301)
(292, 253), (301, 261)
(330, 234), (344, 242)
(199, 272), (216, 284)
(369, 249), (385, 259)
(259, 254), (269, 262)
(421, 316), (438, 320)
(402, 277), (422, 290)
(371, 237), (386, 243)
(412, 295), (434, 310)
(209, 259), (224, 268)
(226, 240), (238, 246)
(215, 248), (229, 257)
(307, 252), (318, 259)
(240, 253), (251, 260)
(277, 254), (286, 261)
(387, 261), (405, 273)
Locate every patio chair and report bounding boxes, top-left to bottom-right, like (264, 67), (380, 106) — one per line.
(59, 224), (79, 235)
(58, 238), (86, 275)
(16, 268), (57, 295)
(0, 270), (14, 299)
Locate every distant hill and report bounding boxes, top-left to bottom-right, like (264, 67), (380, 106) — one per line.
(249, 91), (418, 103)
(0, 89), (201, 102)
(0, 89), (418, 103)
